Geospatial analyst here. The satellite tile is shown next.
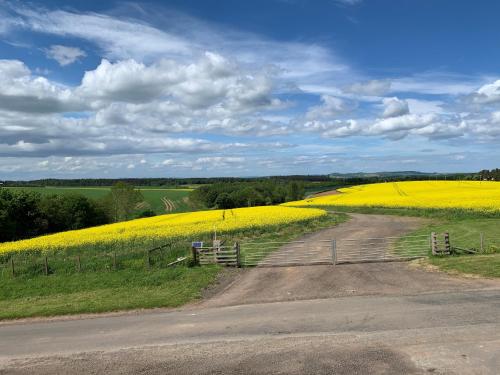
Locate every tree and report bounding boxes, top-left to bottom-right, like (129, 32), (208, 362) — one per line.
(0, 189), (45, 240)
(39, 194), (108, 232)
(103, 182), (144, 222)
(287, 181), (305, 201)
(215, 193), (235, 209)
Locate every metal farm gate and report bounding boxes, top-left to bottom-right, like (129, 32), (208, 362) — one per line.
(193, 234), (431, 267)
(334, 234), (430, 264)
(240, 240), (334, 267)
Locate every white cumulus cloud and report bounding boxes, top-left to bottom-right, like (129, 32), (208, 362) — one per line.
(45, 45), (86, 66)
(382, 97), (410, 118)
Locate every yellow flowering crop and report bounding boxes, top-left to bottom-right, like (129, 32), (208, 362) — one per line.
(284, 180), (500, 213)
(0, 206), (326, 255)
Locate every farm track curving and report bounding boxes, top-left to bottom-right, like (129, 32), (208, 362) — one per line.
(161, 196), (176, 212)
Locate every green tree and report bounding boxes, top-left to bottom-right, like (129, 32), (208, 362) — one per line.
(0, 189), (45, 240)
(103, 182), (144, 222)
(39, 194), (108, 232)
(215, 193), (235, 209)
(287, 181), (305, 201)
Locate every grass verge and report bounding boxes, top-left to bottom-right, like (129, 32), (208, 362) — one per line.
(403, 217), (500, 278)
(428, 254), (500, 278)
(0, 212), (347, 320)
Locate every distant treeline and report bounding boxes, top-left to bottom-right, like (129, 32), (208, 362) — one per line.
(0, 175), (330, 187)
(190, 180), (306, 209)
(479, 169), (500, 181)
(0, 183), (147, 243)
(0, 173), (480, 188)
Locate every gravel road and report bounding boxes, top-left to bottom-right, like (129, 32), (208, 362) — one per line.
(1, 290), (499, 374)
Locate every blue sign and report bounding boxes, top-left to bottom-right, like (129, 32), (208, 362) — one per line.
(192, 241), (203, 249)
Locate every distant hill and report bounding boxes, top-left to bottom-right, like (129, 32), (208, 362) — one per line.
(329, 171), (447, 179)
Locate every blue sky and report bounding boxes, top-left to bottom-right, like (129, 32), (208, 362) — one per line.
(1, 0), (499, 179)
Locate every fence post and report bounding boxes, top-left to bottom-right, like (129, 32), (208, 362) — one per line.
(10, 257), (15, 278)
(113, 252), (117, 270)
(444, 232), (451, 254)
(235, 242), (241, 268)
(76, 255), (81, 272)
(480, 233), (484, 253)
(431, 232), (438, 255)
(332, 239), (337, 265)
(191, 246), (198, 266)
(146, 250), (151, 270)
(44, 256), (49, 276)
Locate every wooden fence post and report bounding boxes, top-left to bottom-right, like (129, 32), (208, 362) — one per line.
(444, 232), (451, 254)
(113, 252), (117, 270)
(76, 255), (81, 272)
(431, 232), (438, 255)
(480, 233), (484, 253)
(44, 256), (49, 276)
(10, 257), (15, 278)
(332, 239), (337, 265)
(146, 250), (151, 270)
(191, 246), (198, 266)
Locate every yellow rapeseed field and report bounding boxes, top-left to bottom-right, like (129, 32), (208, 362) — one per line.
(0, 206), (326, 255)
(284, 180), (500, 212)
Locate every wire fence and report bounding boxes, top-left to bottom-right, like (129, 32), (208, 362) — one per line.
(2, 230), (499, 277)
(0, 241), (191, 279)
(448, 232), (500, 254)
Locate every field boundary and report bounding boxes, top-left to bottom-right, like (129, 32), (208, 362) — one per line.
(287, 205), (500, 219)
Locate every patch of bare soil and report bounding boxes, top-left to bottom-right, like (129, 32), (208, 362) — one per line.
(311, 189), (342, 197)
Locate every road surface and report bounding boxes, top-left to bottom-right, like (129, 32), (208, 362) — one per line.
(1, 290), (500, 374)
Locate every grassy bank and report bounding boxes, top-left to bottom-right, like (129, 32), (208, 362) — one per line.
(402, 217), (500, 278)
(428, 254), (500, 278)
(0, 212), (346, 320)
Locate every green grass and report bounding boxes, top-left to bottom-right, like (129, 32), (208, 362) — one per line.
(5, 186), (197, 214)
(0, 267), (220, 320)
(0, 212), (347, 320)
(398, 217), (500, 277)
(406, 218), (500, 253)
(428, 254), (500, 278)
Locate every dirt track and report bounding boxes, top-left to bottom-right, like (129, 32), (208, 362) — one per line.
(311, 189), (342, 197)
(202, 213), (498, 308)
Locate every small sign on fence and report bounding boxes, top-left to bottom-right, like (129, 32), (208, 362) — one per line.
(192, 241), (203, 249)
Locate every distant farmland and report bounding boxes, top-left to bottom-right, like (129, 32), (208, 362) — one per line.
(5, 186), (196, 214)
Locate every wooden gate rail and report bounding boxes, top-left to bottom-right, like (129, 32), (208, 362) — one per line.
(194, 244), (240, 267)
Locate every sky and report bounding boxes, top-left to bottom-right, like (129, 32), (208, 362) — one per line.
(1, 0), (500, 179)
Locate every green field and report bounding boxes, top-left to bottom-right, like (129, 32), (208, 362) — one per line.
(5, 186), (197, 214)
